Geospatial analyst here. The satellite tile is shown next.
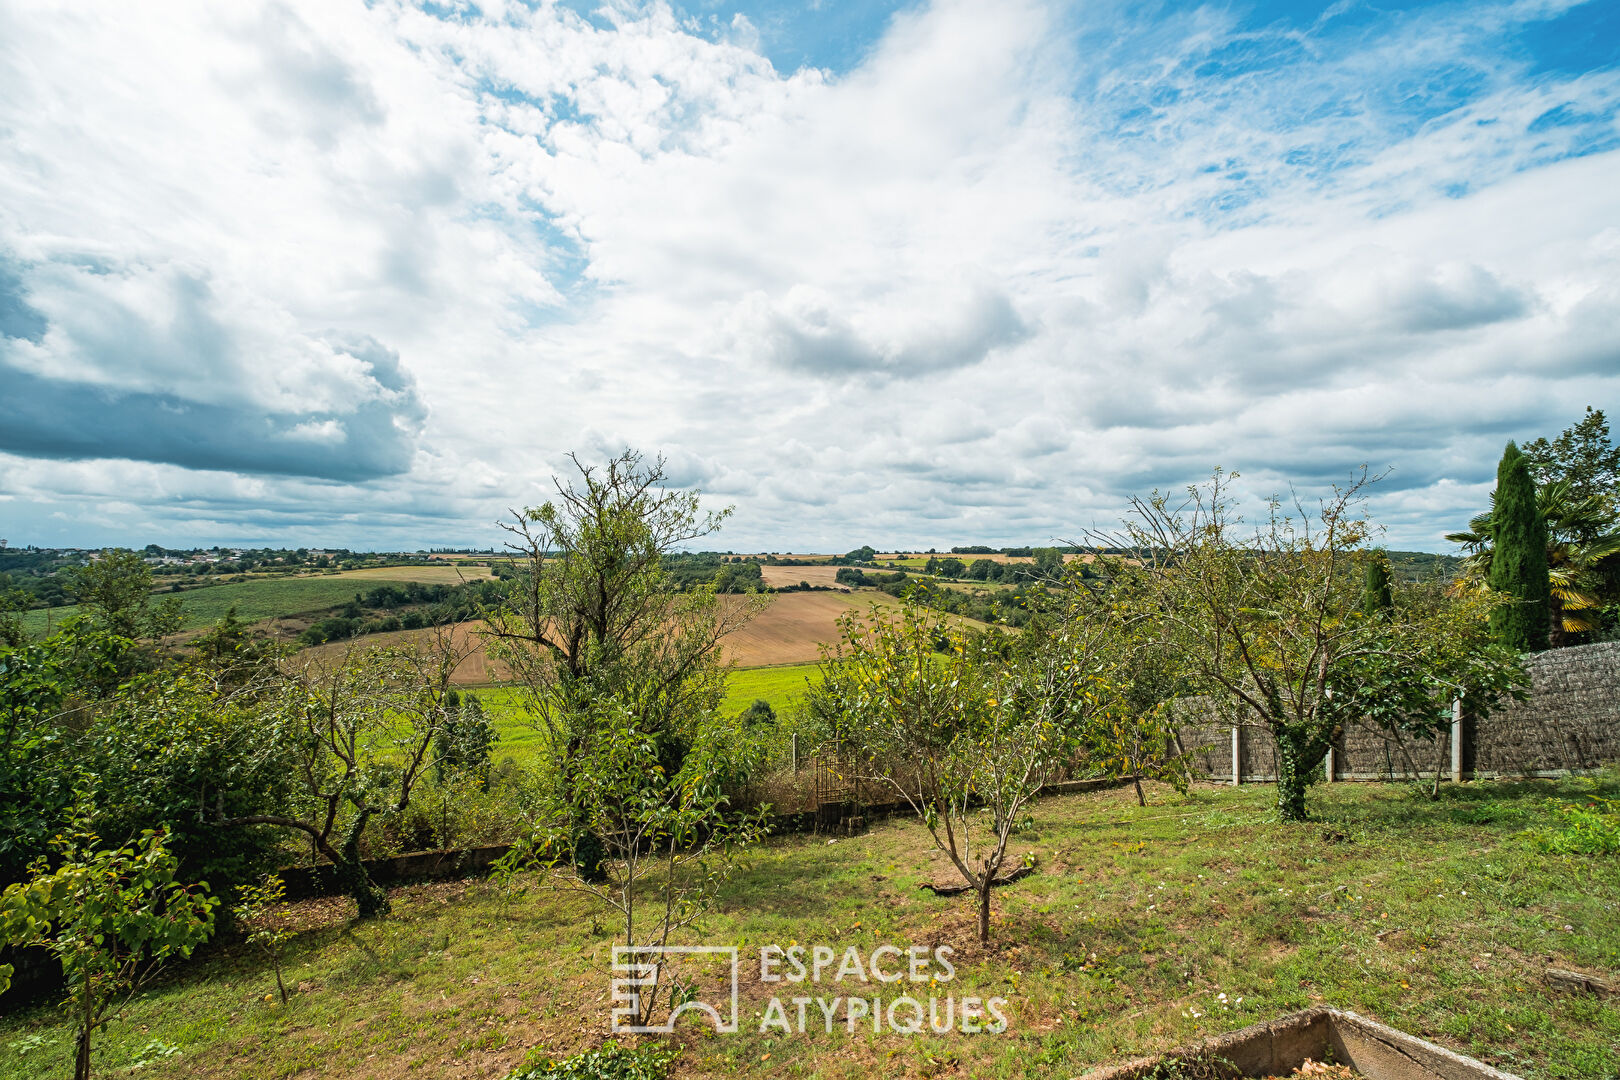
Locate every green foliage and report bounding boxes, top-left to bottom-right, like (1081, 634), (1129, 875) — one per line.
(0, 624), (129, 885)
(1522, 406), (1620, 510)
(1361, 552), (1393, 615)
(0, 823), (216, 1080)
(739, 698), (777, 729)
(235, 875), (294, 1004)
(509, 1041), (678, 1080)
(80, 668), (293, 900)
(68, 550), (182, 643)
(817, 602), (1096, 941)
(435, 693), (498, 787)
(1078, 469), (1497, 822)
(1487, 442), (1552, 652)
(525, 691), (769, 1027)
(1529, 795), (1620, 855)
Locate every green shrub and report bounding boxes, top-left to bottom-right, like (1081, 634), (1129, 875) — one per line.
(508, 1041), (677, 1080)
(1529, 796), (1620, 855)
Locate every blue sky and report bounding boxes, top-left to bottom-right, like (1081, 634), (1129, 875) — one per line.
(0, 0), (1617, 552)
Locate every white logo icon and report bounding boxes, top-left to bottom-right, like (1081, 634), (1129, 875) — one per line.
(611, 945), (739, 1034)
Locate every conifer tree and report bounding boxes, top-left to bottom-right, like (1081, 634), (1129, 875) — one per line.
(1362, 552), (1393, 616)
(1487, 442), (1551, 652)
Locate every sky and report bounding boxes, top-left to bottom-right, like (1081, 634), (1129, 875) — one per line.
(1, 0), (1617, 553)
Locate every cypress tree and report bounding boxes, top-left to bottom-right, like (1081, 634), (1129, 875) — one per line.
(1487, 441), (1551, 652)
(1361, 552), (1393, 616)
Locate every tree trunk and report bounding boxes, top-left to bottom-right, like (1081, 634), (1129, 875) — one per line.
(274, 958), (288, 1005)
(338, 812), (390, 918)
(1549, 595), (1566, 650)
(1132, 775), (1146, 807)
(75, 987), (92, 1080)
(977, 882), (991, 943)
(1272, 727), (1326, 822)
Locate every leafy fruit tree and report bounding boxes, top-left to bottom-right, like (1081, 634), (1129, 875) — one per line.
(0, 823), (217, 1080)
(1486, 442), (1552, 653)
(1335, 582), (1528, 797)
(1087, 469), (1497, 822)
(217, 631), (472, 917)
(486, 450), (765, 881)
(817, 603), (1096, 942)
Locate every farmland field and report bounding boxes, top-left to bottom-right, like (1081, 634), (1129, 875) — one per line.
(475, 661), (823, 764)
(757, 563), (848, 589)
(18, 564), (493, 638)
(295, 592), (905, 686)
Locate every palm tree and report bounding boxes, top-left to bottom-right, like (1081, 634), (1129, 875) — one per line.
(1448, 479), (1620, 647)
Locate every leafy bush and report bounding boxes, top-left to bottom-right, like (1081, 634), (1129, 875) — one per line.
(1530, 796), (1620, 855)
(508, 1038), (677, 1079)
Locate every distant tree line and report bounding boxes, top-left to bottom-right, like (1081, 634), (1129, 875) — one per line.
(296, 579), (507, 645)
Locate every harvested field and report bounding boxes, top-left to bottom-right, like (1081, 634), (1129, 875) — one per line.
(292, 592), (907, 684)
(718, 590), (901, 666)
(757, 563), (849, 588)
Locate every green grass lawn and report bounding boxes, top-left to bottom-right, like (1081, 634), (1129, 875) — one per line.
(2, 778), (1616, 1080)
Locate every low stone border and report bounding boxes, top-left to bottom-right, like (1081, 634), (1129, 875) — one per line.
(1082, 1007), (1522, 1080)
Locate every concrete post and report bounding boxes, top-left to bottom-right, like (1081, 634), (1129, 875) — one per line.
(1231, 725), (1242, 786)
(1450, 698), (1463, 784)
(1325, 746), (1336, 783)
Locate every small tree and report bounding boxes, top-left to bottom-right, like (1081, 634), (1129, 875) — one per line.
(531, 694), (767, 1029)
(1487, 442), (1551, 652)
(1338, 585), (1528, 797)
(1087, 702), (1192, 807)
(0, 824), (217, 1080)
(817, 604), (1094, 942)
(435, 692), (497, 789)
(236, 874), (295, 1005)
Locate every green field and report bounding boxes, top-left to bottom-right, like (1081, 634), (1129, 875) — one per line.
(19, 568), (483, 639)
(721, 661), (822, 715)
(2, 778), (1615, 1079)
(473, 663), (824, 766)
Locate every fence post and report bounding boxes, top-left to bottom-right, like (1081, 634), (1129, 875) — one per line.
(1325, 745), (1336, 783)
(1231, 725), (1242, 786)
(1450, 698), (1463, 784)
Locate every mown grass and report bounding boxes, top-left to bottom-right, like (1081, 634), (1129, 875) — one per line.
(2, 778), (1616, 1080)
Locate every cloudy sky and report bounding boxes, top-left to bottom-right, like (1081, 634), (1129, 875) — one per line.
(1, 0), (1616, 553)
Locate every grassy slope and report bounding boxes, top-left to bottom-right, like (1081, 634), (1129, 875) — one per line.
(1, 779), (1615, 1080)
(19, 567), (491, 638)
